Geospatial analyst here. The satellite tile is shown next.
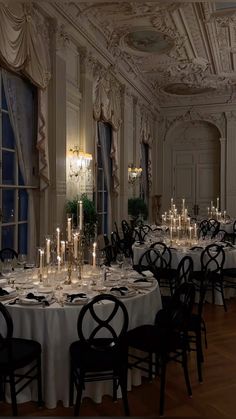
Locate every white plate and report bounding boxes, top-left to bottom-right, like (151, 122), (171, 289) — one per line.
(0, 290), (17, 301)
(129, 279), (154, 288)
(65, 298), (89, 305)
(37, 286), (53, 293)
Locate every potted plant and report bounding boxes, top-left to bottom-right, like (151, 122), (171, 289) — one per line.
(128, 197), (148, 223)
(66, 194), (97, 244)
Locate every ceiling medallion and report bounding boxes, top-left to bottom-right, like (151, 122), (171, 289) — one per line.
(122, 29), (174, 55)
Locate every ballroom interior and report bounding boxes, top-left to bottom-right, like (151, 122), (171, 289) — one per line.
(1, 1), (236, 418)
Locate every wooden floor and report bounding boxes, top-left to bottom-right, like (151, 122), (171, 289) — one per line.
(1, 298), (236, 417)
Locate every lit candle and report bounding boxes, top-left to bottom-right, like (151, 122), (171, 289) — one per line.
(74, 234), (78, 259)
(56, 228), (60, 256)
(92, 242), (97, 267)
(46, 239), (50, 264)
(177, 226), (180, 241)
(39, 249), (44, 275)
(223, 210), (226, 220)
(182, 198), (185, 211)
(187, 217), (190, 228)
(216, 197), (219, 210)
(178, 215), (181, 228)
(61, 241), (65, 263)
(79, 201), (83, 231)
(170, 227), (173, 241)
(207, 207), (210, 216)
(57, 255), (61, 272)
(173, 218), (176, 231)
(210, 201), (213, 211)
(67, 217), (72, 242)
(194, 223), (197, 238)
(171, 197), (173, 210)
(189, 226), (192, 241)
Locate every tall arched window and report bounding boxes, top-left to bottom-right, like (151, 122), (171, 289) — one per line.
(0, 68), (38, 256)
(96, 122), (112, 235)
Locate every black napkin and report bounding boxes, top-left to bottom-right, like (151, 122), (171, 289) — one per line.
(110, 286), (129, 295)
(0, 287), (9, 296)
(67, 293), (87, 303)
(26, 293), (46, 302)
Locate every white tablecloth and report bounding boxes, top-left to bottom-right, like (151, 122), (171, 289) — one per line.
(6, 282), (161, 408)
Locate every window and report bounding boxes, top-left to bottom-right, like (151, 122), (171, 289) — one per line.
(96, 122), (112, 235)
(0, 69), (38, 254)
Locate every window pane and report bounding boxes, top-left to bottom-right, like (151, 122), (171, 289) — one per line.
(2, 189), (15, 223)
(18, 168), (24, 186)
(1, 79), (7, 111)
(97, 192), (103, 212)
(18, 223), (28, 254)
(97, 169), (103, 190)
(2, 225), (15, 248)
(19, 189), (28, 221)
(2, 150), (15, 184)
(2, 113), (15, 149)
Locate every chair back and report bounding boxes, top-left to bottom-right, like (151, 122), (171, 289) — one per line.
(175, 256), (193, 289)
(77, 294), (128, 353)
(198, 220), (209, 238)
(200, 243), (225, 274)
(150, 242), (172, 268)
(0, 302), (13, 351)
(208, 218), (220, 238)
(0, 248), (18, 262)
(137, 248), (165, 278)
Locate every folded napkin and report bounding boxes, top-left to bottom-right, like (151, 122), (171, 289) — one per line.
(0, 287), (15, 296)
(66, 293), (87, 303)
(141, 270), (153, 278)
(110, 286), (129, 296)
(26, 292), (52, 305)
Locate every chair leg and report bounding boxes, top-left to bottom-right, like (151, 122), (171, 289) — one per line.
(159, 356), (167, 417)
(9, 373), (17, 416)
(201, 319), (208, 349)
(112, 377), (117, 402)
(37, 356), (43, 407)
(212, 282), (215, 305)
(74, 379), (84, 416)
(119, 371), (130, 416)
(0, 375), (5, 401)
(196, 331), (203, 383)
(220, 281), (227, 312)
(182, 350), (192, 397)
(69, 361), (74, 406)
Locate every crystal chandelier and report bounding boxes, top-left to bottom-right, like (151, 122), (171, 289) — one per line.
(69, 146), (92, 182)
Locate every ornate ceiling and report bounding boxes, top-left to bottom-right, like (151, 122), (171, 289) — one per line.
(54, 1), (236, 103)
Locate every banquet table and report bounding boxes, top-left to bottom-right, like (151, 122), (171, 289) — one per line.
(132, 242), (236, 304)
(4, 273), (161, 409)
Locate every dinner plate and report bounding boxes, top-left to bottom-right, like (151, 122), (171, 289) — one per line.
(64, 298), (89, 305)
(0, 289), (17, 300)
(110, 289), (136, 299)
(129, 279), (154, 288)
(18, 298), (42, 305)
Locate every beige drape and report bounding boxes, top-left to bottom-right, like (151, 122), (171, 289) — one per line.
(93, 72), (121, 193)
(0, 3), (51, 189)
(140, 112), (153, 193)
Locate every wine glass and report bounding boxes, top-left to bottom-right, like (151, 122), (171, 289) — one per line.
(116, 253), (125, 269)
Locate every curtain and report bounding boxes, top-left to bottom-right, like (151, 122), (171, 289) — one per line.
(140, 112), (153, 199)
(98, 122), (112, 235)
(93, 72), (121, 194)
(2, 70), (37, 262)
(0, 4), (50, 189)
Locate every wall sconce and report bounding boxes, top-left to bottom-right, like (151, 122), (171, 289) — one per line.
(69, 146), (93, 182)
(128, 164), (142, 184)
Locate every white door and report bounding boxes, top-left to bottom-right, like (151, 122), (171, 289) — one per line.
(173, 148), (220, 217)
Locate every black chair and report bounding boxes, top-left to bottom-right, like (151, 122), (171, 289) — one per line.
(69, 294), (130, 416)
(150, 242), (177, 295)
(225, 219), (236, 244)
(192, 244), (226, 311)
(0, 302), (42, 416)
(0, 248), (18, 263)
(127, 283), (195, 416)
(135, 248), (164, 280)
(198, 220), (209, 239)
(208, 219), (220, 238)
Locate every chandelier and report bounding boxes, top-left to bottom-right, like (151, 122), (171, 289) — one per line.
(128, 164), (142, 184)
(69, 146), (92, 181)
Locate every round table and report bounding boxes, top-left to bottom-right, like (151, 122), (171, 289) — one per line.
(5, 279), (161, 408)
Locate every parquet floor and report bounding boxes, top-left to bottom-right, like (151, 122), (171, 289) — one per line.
(1, 299), (236, 417)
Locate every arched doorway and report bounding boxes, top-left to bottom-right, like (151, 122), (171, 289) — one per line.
(164, 120), (221, 217)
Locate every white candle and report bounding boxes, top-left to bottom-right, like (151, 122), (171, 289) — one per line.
(173, 218), (176, 231)
(171, 197), (173, 210)
(61, 241), (65, 263)
(92, 242), (97, 267)
(177, 226), (180, 241)
(67, 217), (72, 242)
(57, 255), (61, 272)
(194, 223), (197, 238)
(182, 198), (185, 210)
(170, 227), (173, 241)
(39, 249), (44, 275)
(79, 201), (83, 231)
(74, 234), (78, 259)
(187, 217), (190, 228)
(46, 239), (50, 264)
(216, 197), (219, 210)
(223, 210), (226, 220)
(210, 201), (213, 211)
(56, 228), (60, 256)
(178, 215), (181, 228)
(189, 227), (192, 241)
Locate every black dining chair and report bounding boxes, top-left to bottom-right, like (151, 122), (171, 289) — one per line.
(0, 302), (42, 416)
(127, 282), (195, 416)
(69, 294), (130, 416)
(0, 248), (18, 263)
(135, 248), (164, 280)
(208, 219), (220, 238)
(150, 242), (178, 295)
